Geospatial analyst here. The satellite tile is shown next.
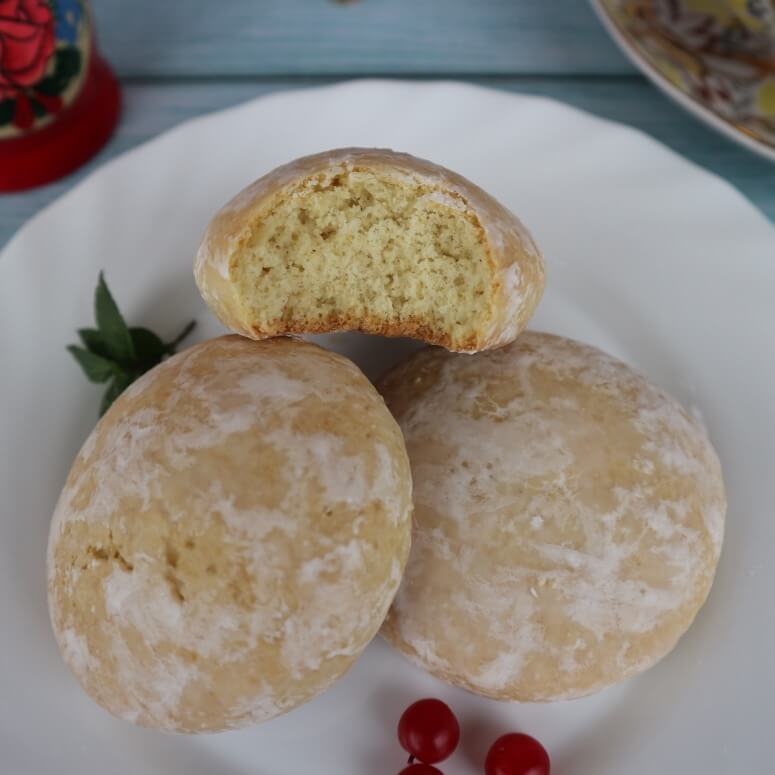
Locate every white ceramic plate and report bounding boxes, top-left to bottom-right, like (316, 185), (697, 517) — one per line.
(1, 81), (773, 775)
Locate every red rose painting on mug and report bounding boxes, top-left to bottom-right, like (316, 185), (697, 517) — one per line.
(0, 0), (85, 131)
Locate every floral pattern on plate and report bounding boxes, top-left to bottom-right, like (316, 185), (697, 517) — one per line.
(598, 0), (775, 153)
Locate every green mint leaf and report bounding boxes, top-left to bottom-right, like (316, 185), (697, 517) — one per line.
(77, 327), (111, 358)
(99, 372), (136, 417)
(130, 327), (167, 364)
(165, 320), (197, 354)
(73, 275), (196, 419)
(95, 272), (135, 364)
(67, 345), (116, 384)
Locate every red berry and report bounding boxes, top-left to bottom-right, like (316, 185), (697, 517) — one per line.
(398, 766), (444, 775)
(397, 698), (460, 764)
(485, 733), (550, 775)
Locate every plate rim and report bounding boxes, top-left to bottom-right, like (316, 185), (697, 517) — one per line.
(3, 79), (774, 265)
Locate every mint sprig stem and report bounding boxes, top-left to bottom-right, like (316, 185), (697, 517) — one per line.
(67, 273), (196, 416)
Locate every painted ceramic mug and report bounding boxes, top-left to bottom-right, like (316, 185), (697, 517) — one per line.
(0, 0), (120, 191)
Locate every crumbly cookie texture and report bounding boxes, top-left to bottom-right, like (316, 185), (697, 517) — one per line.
(48, 336), (412, 732)
(379, 332), (725, 701)
(194, 147), (544, 353)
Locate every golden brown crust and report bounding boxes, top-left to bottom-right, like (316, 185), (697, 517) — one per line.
(47, 336), (413, 732)
(247, 312), (480, 352)
(194, 147), (545, 353)
(378, 332), (726, 701)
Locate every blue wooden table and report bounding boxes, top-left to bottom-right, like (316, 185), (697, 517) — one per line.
(2, 0), (774, 247)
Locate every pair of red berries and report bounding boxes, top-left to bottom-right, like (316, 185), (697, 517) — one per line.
(397, 698), (550, 775)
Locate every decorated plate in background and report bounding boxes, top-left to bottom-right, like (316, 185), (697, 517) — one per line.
(592, 0), (775, 161)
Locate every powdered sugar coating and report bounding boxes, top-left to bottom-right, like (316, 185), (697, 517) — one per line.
(380, 332), (725, 701)
(48, 336), (412, 732)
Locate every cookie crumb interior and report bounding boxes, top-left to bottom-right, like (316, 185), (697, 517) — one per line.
(233, 168), (493, 347)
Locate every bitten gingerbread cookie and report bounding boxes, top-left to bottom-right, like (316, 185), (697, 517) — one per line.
(195, 148), (544, 353)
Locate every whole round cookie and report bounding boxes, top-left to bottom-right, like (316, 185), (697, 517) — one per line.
(48, 336), (412, 732)
(379, 332), (725, 701)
